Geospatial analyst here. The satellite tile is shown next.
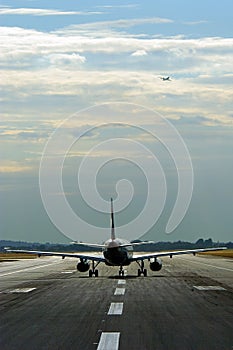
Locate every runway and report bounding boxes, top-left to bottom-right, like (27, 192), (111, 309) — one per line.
(0, 254), (232, 350)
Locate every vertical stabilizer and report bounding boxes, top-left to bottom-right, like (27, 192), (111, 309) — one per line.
(110, 198), (116, 240)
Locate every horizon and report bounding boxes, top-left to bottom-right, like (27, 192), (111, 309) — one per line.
(0, 237), (232, 246)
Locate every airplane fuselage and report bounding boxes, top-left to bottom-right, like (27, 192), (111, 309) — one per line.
(103, 238), (133, 266)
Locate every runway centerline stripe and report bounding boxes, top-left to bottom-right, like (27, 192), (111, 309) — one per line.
(97, 332), (120, 350)
(114, 288), (125, 295)
(177, 257), (233, 272)
(61, 271), (75, 274)
(0, 261), (62, 277)
(118, 280), (126, 285)
(108, 302), (124, 315)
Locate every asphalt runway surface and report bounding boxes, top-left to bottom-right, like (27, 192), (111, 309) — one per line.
(0, 254), (232, 350)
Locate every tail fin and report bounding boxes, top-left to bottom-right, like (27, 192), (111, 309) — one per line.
(110, 198), (116, 240)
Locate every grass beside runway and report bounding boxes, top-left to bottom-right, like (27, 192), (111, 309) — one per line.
(198, 249), (233, 258)
(0, 253), (37, 261)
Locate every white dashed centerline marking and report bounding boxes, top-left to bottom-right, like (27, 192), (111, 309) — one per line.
(114, 288), (125, 296)
(108, 302), (124, 315)
(61, 271), (75, 274)
(118, 280), (126, 285)
(97, 332), (120, 350)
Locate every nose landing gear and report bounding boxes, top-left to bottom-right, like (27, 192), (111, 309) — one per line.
(119, 266), (124, 277)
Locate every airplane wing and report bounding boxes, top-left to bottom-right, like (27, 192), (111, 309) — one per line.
(70, 242), (106, 248)
(131, 247), (227, 261)
(119, 241), (155, 248)
(6, 249), (105, 262)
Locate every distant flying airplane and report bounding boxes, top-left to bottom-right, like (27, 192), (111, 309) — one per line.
(7, 199), (226, 277)
(159, 76), (171, 81)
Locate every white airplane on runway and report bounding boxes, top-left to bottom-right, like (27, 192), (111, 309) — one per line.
(7, 199), (226, 277)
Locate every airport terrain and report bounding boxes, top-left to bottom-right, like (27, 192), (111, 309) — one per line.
(0, 254), (232, 350)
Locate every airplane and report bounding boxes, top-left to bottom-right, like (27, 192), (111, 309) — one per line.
(159, 76), (171, 81)
(6, 199), (226, 277)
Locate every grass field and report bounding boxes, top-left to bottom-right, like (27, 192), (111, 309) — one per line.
(0, 253), (37, 261)
(198, 249), (233, 258)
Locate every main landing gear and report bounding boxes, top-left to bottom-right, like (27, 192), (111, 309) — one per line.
(136, 260), (147, 277)
(89, 260), (100, 277)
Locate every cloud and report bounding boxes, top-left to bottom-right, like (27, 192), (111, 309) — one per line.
(0, 128), (50, 142)
(0, 161), (33, 173)
(183, 20), (208, 25)
(48, 53), (86, 66)
(0, 7), (102, 16)
(0, 25), (233, 59)
(54, 17), (173, 38)
(131, 50), (148, 56)
(1, 68), (232, 128)
(0, 21), (232, 127)
(1, 129), (32, 136)
(96, 4), (139, 9)
(1, 26), (232, 66)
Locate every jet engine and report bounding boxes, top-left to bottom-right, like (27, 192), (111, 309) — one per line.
(77, 261), (90, 272)
(149, 258), (162, 271)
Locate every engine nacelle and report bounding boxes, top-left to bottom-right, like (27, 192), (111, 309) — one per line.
(77, 261), (90, 272)
(150, 258), (162, 271)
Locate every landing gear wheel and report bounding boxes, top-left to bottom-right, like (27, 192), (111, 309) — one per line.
(137, 260), (146, 277)
(89, 261), (100, 277)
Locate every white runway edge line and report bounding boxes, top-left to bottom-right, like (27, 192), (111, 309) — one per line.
(108, 303), (124, 315)
(97, 332), (120, 350)
(114, 288), (125, 296)
(193, 286), (226, 291)
(0, 288), (37, 294)
(0, 261), (63, 277)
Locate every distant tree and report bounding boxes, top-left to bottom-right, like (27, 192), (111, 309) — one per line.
(204, 238), (213, 247)
(195, 238), (204, 247)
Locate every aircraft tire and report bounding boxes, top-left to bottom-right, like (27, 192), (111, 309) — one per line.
(89, 270), (93, 277)
(94, 270), (98, 277)
(137, 269), (141, 277)
(143, 269), (147, 277)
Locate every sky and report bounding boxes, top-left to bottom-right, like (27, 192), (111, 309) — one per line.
(0, 0), (233, 243)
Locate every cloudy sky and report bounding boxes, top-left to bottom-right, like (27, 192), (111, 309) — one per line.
(1, 0), (233, 243)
